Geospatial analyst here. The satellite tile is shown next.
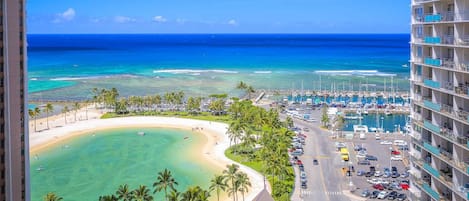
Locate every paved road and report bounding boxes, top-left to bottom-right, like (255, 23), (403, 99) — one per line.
(284, 110), (361, 201)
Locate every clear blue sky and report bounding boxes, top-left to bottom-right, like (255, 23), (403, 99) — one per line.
(28, 0), (411, 34)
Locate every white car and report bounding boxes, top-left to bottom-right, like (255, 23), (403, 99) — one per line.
(367, 178), (380, 184)
(374, 171), (383, 177)
(380, 140), (392, 145)
(391, 155), (403, 161)
(377, 191), (388, 199)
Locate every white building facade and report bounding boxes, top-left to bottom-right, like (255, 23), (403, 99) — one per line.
(410, 0), (469, 201)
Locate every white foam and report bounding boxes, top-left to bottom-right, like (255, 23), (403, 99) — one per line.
(253, 71), (272, 74)
(50, 74), (139, 81)
(314, 70), (396, 77)
(153, 69), (238, 74)
(30, 78), (38, 81)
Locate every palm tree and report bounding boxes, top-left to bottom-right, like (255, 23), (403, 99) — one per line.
(153, 169), (178, 201)
(196, 189), (210, 201)
(62, 106), (69, 124)
(223, 164), (240, 201)
(34, 107), (41, 131)
(236, 81), (247, 90)
(73, 102), (81, 122)
(167, 190), (181, 201)
(246, 86), (255, 100)
(209, 174), (228, 201)
(99, 195), (118, 201)
(116, 184), (133, 201)
(321, 104), (330, 128)
(45, 103), (53, 129)
(133, 185), (153, 201)
(29, 108), (37, 132)
(235, 172), (251, 201)
(43, 192), (63, 201)
(181, 186), (202, 201)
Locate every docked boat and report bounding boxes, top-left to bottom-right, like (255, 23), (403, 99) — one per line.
(137, 131), (145, 136)
(344, 115), (364, 120)
(353, 125), (368, 133)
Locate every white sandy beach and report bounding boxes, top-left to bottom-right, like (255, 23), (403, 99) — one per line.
(29, 109), (267, 201)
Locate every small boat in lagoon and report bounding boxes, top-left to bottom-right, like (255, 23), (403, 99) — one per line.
(137, 131), (145, 136)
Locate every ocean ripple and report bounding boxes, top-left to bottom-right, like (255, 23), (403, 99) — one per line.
(153, 69), (239, 74)
(314, 70), (396, 77)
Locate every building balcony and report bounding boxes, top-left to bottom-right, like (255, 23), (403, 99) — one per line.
(426, 13), (444, 22)
(424, 79), (441, 89)
(423, 183), (441, 200)
(424, 36), (441, 44)
(424, 120), (441, 134)
(424, 162), (440, 177)
(424, 141), (441, 156)
(425, 57), (442, 66)
(424, 99), (441, 111)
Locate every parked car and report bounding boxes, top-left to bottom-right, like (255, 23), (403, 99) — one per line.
(373, 184), (385, 190)
(387, 191), (398, 200)
(383, 172), (391, 178)
(358, 160), (371, 165)
(377, 191), (388, 199)
(380, 140), (392, 145)
(366, 155), (378, 161)
(367, 178), (380, 184)
(391, 172), (401, 178)
(400, 171), (409, 178)
(371, 191), (380, 199)
(391, 150), (401, 155)
(357, 170), (366, 176)
(390, 155), (403, 161)
(361, 189), (371, 197)
(313, 159), (319, 165)
(366, 172), (374, 177)
(374, 171), (383, 177)
(397, 193), (407, 201)
(300, 171), (306, 180)
(299, 164), (304, 171)
(301, 181), (307, 189)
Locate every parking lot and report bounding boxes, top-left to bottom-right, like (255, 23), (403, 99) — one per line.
(339, 132), (412, 200)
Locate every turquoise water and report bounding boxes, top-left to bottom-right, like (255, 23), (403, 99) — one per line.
(344, 113), (409, 132)
(30, 128), (217, 201)
(28, 34), (410, 101)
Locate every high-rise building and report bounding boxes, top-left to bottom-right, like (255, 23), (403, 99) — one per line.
(410, 1), (469, 201)
(0, 0), (29, 200)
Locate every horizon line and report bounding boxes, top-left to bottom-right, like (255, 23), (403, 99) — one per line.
(27, 32), (411, 35)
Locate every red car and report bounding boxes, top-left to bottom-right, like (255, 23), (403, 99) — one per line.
(297, 160), (303, 165)
(372, 184), (385, 190)
(391, 150), (401, 155)
(400, 183), (409, 190)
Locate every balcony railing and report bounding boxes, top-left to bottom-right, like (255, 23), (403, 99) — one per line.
(424, 120), (440, 134)
(424, 57), (442, 66)
(424, 14), (442, 22)
(424, 99), (441, 111)
(424, 141), (441, 156)
(424, 79), (441, 88)
(423, 183), (441, 200)
(424, 163), (440, 177)
(424, 36), (441, 44)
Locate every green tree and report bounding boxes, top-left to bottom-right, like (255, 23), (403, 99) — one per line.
(167, 190), (181, 201)
(321, 104), (330, 128)
(45, 103), (54, 129)
(223, 164), (240, 201)
(43, 192), (63, 201)
(99, 195), (118, 201)
(34, 107), (41, 130)
(73, 102), (81, 122)
(285, 116), (294, 128)
(335, 115), (345, 138)
(181, 186), (202, 201)
(116, 184), (133, 201)
(209, 174), (228, 201)
(235, 172), (251, 201)
(133, 185), (153, 201)
(29, 108), (38, 132)
(62, 106), (69, 124)
(153, 169), (178, 201)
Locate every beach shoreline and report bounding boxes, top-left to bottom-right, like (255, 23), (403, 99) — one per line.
(29, 115), (266, 201)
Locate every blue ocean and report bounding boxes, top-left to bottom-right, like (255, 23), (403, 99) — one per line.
(28, 34), (410, 100)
